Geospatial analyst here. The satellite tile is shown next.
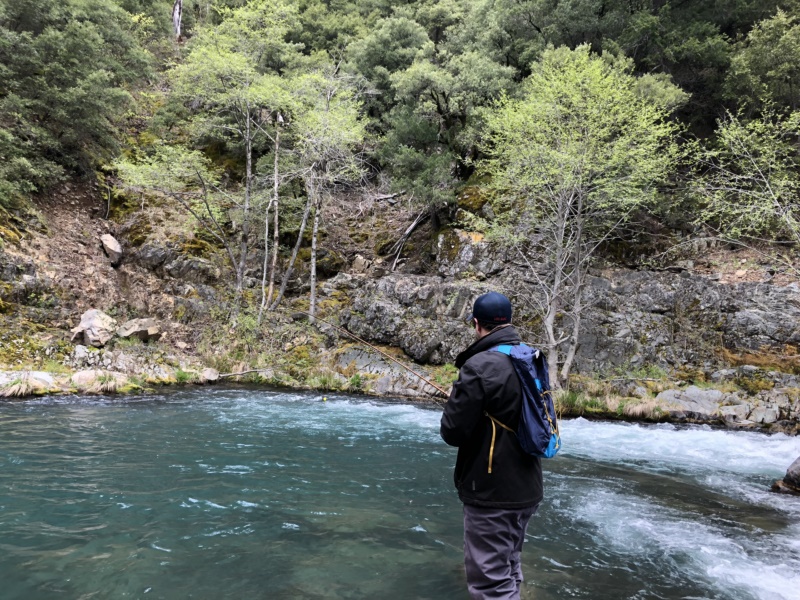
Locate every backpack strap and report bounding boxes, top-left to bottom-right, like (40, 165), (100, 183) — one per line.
(491, 344), (514, 355)
(484, 412), (514, 474)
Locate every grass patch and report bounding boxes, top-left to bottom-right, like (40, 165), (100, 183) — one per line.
(431, 363), (459, 389)
(39, 359), (71, 374)
(175, 368), (196, 384)
(306, 369), (343, 391)
(347, 373), (364, 392)
(720, 346), (800, 375)
(0, 378), (32, 398)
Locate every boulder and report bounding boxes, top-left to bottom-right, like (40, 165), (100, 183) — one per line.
(316, 249), (347, 276)
(352, 255), (371, 274)
(719, 403), (750, 422)
(785, 456), (800, 489)
(100, 234), (123, 267)
(749, 405), (780, 424)
(771, 456), (800, 495)
(200, 368), (220, 383)
(117, 318), (162, 342)
(70, 309), (117, 348)
(164, 256), (220, 283)
(71, 369), (129, 393)
(135, 243), (176, 270)
(656, 386), (724, 421)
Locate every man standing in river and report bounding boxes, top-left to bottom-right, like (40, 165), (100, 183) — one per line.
(440, 292), (544, 600)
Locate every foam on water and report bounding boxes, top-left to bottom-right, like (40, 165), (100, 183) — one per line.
(568, 488), (800, 600)
(560, 417), (800, 477)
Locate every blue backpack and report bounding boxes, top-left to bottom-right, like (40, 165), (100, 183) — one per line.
(487, 344), (561, 459)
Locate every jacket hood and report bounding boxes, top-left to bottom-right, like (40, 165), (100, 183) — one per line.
(455, 325), (522, 368)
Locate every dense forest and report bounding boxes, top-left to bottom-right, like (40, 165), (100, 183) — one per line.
(2, 0), (800, 382)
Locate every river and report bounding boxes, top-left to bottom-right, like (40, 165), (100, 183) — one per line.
(1, 388), (798, 599)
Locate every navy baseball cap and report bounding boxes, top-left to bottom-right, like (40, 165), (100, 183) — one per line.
(465, 292), (512, 325)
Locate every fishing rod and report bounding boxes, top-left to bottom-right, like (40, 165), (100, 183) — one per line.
(220, 308), (451, 401)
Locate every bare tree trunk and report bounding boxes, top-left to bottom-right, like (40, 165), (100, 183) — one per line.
(544, 192), (572, 389)
(231, 110), (253, 320)
(257, 197), (274, 325)
(559, 193), (586, 384)
(172, 0), (182, 39)
(266, 126), (281, 311)
(269, 185), (313, 311)
(258, 127), (281, 324)
(309, 190), (322, 320)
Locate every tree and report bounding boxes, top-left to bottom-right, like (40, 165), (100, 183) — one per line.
(269, 66), (367, 317)
(695, 110), (800, 244)
(481, 45), (683, 387)
(168, 0), (299, 314)
(0, 0), (157, 209)
(726, 10), (800, 113)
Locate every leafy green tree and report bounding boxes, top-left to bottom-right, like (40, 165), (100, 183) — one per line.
(167, 0), (300, 313)
(695, 110), (800, 244)
(0, 0), (157, 209)
(346, 16), (429, 114)
(726, 10), (800, 112)
(481, 45), (682, 386)
(272, 67), (366, 317)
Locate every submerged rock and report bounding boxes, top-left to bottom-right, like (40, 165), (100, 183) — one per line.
(772, 456), (800, 495)
(70, 309), (117, 347)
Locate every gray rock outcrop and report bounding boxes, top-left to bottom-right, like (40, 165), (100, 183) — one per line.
(135, 243), (176, 270)
(70, 309), (117, 347)
(100, 234), (123, 267)
(332, 231), (800, 376)
(164, 256), (220, 283)
(656, 386), (725, 421)
(117, 318), (162, 342)
(338, 274), (480, 364)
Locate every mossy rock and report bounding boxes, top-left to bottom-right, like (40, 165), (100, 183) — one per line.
(180, 238), (215, 258)
(125, 219), (153, 247)
(735, 375), (775, 395)
(456, 185), (489, 213)
(0, 224), (22, 246)
(374, 232), (396, 255)
(317, 249), (346, 276)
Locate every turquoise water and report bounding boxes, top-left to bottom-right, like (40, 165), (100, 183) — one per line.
(1, 388), (799, 599)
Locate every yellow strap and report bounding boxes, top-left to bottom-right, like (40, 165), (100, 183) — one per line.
(488, 418), (495, 474)
(485, 413), (514, 474)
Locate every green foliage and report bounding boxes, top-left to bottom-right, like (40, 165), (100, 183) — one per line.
(480, 45), (682, 384)
(174, 368), (195, 384)
(694, 110), (800, 242)
(0, 0), (166, 208)
(347, 373), (363, 391)
(726, 10), (800, 112)
(483, 45), (682, 241)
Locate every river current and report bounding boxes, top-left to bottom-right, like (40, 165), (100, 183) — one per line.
(1, 387), (798, 599)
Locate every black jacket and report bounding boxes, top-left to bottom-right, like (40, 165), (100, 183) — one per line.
(440, 326), (543, 509)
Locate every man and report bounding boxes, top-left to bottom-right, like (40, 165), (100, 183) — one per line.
(440, 291), (543, 600)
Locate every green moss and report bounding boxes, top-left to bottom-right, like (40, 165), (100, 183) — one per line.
(735, 375), (775, 395)
(0, 224), (22, 246)
(126, 218), (152, 247)
(180, 238), (214, 258)
(456, 185), (489, 213)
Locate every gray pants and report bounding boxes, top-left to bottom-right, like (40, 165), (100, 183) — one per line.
(462, 503), (538, 600)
